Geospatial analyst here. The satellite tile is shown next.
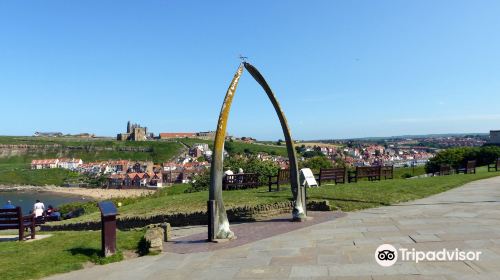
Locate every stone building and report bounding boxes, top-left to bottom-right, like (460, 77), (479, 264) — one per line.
(117, 121), (148, 141)
(489, 130), (500, 145)
(159, 132), (196, 139)
(158, 131), (215, 140)
(196, 131), (215, 140)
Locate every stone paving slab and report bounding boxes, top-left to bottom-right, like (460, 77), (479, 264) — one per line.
(164, 211), (346, 254)
(45, 176), (500, 280)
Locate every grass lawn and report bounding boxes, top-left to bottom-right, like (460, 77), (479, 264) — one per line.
(57, 166), (499, 224)
(0, 230), (145, 280)
(393, 165), (426, 179)
(0, 168), (83, 186)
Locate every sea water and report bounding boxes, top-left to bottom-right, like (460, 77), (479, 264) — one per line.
(0, 190), (88, 214)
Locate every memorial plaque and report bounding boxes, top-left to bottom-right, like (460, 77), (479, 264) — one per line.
(300, 168), (318, 187)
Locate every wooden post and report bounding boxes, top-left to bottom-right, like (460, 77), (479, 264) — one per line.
(98, 201), (118, 257)
(207, 200), (215, 242)
(101, 215), (117, 257)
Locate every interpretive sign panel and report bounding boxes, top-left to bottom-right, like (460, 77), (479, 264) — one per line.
(98, 201), (117, 217)
(300, 168), (318, 187)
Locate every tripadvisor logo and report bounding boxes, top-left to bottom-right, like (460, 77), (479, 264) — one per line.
(375, 244), (482, 267)
(375, 244), (398, 267)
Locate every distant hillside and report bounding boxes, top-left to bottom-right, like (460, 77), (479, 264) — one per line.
(0, 136), (185, 186)
(307, 132), (489, 142)
(179, 138), (288, 157)
(0, 136), (183, 165)
(0, 136), (288, 167)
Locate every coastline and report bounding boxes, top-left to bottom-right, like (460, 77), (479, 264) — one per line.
(0, 185), (156, 200)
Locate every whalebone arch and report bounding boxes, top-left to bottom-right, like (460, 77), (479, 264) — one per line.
(208, 62), (306, 240)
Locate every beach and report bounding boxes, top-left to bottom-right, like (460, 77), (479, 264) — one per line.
(0, 185), (156, 200)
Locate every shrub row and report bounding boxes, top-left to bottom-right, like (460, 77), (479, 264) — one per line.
(425, 145), (500, 173)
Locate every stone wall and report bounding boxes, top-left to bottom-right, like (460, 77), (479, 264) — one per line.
(41, 201), (298, 231)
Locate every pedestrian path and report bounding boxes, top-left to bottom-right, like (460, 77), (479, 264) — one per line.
(46, 176), (500, 279)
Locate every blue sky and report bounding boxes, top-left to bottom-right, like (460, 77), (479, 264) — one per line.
(1, 1), (499, 140)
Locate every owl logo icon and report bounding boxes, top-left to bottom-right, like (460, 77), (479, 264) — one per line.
(375, 244), (398, 267)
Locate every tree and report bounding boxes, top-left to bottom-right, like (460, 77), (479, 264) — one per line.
(425, 147), (470, 173)
(185, 172), (210, 193)
(225, 156), (279, 185)
(300, 156), (333, 173)
(302, 150), (324, 158)
(425, 145), (500, 173)
(185, 156), (281, 192)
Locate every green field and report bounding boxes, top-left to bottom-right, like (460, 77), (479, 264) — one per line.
(225, 141), (287, 156)
(179, 138), (288, 156)
(56, 166), (499, 224)
(0, 168), (83, 186)
(0, 230), (145, 280)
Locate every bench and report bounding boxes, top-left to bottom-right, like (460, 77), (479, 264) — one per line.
(380, 165), (394, 179)
(488, 158), (500, 172)
(268, 169), (290, 192)
(316, 168), (346, 186)
(348, 166), (381, 183)
(439, 164), (452, 176)
(456, 160), (476, 174)
(222, 173), (260, 190)
(0, 207), (35, 241)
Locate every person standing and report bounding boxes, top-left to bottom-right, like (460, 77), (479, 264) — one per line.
(33, 199), (45, 217)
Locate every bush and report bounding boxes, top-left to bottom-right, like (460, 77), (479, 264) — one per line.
(299, 156), (333, 173)
(58, 201), (98, 217)
(184, 172), (210, 193)
(302, 150), (324, 158)
(401, 173), (413, 179)
(184, 156), (281, 193)
(224, 156), (280, 185)
(58, 193), (157, 217)
(425, 146), (500, 173)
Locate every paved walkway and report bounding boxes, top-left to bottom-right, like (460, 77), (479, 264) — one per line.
(46, 176), (500, 280)
(0, 234), (52, 242)
(165, 211), (346, 254)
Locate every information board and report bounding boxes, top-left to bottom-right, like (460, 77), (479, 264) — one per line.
(98, 201), (118, 217)
(300, 168), (319, 187)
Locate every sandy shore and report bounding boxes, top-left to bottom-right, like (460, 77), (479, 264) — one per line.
(0, 185), (156, 200)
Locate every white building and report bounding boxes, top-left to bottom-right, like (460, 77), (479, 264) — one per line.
(31, 159), (59, 169)
(58, 158), (83, 170)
